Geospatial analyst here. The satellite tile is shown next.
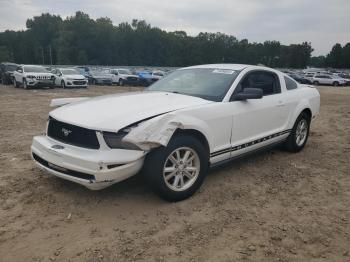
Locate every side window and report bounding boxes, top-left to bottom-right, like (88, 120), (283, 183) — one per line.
(284, 76), (298, 90)
(240, 71), (281, 96)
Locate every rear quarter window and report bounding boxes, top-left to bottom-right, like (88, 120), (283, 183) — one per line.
(284, 76), (298, 90)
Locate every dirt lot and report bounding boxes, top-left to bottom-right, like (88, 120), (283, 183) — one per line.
(0, 84), (349, 262)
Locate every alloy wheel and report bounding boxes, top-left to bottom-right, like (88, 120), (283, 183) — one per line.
(295, 119), (308, 146)
(163, 147), (200, 192)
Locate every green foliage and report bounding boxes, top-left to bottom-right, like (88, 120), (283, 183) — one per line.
(0, 12), (346, 68)
(0, 46), (12, 62)
(323, 43), (350, 68)
(309, 56), (326, 68)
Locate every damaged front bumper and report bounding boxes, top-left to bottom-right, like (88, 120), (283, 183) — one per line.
(31, 135), (146, 190)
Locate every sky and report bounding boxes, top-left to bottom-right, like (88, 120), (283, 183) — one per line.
(0, 0), (349, 56)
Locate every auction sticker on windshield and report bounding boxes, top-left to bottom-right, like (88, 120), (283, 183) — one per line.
(212, 69), (235, 74)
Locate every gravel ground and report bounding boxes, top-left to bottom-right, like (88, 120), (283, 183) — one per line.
(0, 84), (349, 262)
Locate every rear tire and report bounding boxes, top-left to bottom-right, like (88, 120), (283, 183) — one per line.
(119, 79), (124, 86)
(313, 81), (319, 86)
(333, 81), (339, 87)
(143, 134), (209, 202)
(285, 112), (311, 152)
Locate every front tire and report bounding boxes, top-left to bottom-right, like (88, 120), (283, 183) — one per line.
(118, 79), (124, 86)
(313, 81), (319, 86)
(13, 78), (19, 88)
(61, 80), (66, 89)
(23, 78), (28, 89)
(285, 112), (311, 152)
(143, 134), (209, 202)
(333, 81), (339, 87)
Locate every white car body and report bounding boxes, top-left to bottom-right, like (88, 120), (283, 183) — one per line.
(90, 70), (113, 85)
(13, 65), (55, 88)
(52, 68), (88, 88)
(151, 70), (165, 79)
(311, 74), (347, 86)
(108, 68), (140, 85)
(31, 64), (320, 192)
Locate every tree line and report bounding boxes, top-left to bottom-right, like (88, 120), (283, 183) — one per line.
(0, 12), (348, 69)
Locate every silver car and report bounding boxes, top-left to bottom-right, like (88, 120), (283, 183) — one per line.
(311, 74), (347, 86)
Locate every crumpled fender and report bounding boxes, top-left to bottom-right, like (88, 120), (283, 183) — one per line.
(50, 97), (90, 107)
(123, 113), (211, 151)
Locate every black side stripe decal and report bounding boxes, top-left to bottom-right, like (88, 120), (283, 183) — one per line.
(210, 129), (292, 157)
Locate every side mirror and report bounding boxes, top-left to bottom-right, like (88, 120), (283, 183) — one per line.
(233, 88), (263, 101)
(17, 69), (23, 73)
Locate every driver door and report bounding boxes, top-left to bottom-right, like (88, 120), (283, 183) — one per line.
(229, 70), (290, 158)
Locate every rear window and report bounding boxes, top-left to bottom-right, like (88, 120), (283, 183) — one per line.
(284, 76), (298, 90)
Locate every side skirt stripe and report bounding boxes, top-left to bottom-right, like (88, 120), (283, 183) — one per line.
(210, 129), (292, 158)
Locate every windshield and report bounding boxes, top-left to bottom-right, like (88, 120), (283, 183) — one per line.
(23, 66), (48, 73)
(147, 68), (240, 101)
(61, 69), (79, 75)
(118, 69), (131, 75)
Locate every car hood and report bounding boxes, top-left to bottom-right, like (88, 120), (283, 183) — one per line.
(49, 91), (212, 132)
(25, 72), (53, 76)
(64, 75), (85, 79)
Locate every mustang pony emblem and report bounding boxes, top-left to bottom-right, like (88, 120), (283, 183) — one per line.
(61, 128), (72, 136)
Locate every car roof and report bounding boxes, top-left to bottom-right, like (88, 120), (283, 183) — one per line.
(183, 64), (249, 70)
(181, 64), (281, 72)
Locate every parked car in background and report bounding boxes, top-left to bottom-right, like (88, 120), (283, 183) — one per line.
(0, 62), (18, 85)
(288, 73), (312, 84)
(336, 73), (350, 85)
(109, 68), (140, 86)
(13, 65), (55, 89)
(304, 72), (315, 81)
(74, 66), (92, 83)
(31, 64), (320, 201)
(52, 68), (88, 88)
(152, 70), (166, 78)
(137, 71), (161, 86)
(89, 70), (113, 85)
(311, 74), (347, 86)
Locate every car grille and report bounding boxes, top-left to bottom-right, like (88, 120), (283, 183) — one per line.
(72, 80), (86, 85)
(36, 75), (52, 80)
(47, 118), (100, 149)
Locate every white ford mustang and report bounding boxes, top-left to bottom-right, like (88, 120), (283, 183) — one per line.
(31, 64), (320, 201)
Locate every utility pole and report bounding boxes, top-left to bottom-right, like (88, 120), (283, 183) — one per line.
(49, 45), (53, 65)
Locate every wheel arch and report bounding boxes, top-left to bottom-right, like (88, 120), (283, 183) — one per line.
(289, 105), (312, 129)
(173, 128), (210, 155)
(301, 108), (312, 120)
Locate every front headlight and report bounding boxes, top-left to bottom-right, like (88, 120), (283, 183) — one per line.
(103, 131), (140, 150)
